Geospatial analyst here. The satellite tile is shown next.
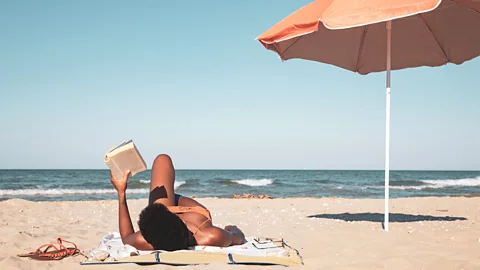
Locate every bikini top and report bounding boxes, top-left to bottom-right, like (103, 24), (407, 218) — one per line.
(166, 206), (212, 236)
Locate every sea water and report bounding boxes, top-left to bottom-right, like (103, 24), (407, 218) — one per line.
(0, 170), (479, 201)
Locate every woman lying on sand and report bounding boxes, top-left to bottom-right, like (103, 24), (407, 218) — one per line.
(110, 154), (246, 251)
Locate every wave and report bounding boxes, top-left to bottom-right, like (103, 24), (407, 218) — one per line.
(421, 177), (480, 187)
(136, 180), (186, 189)
(0, 188), (150, 196)
(368, 177), (480, 190)
(389, 180), (425, 187)
(175, 181), (186, 189)
(313, 179), (330, 184)
(0, 182), (188, 197)
(232, 179), (274, 187)
(0, 180), (186, 197)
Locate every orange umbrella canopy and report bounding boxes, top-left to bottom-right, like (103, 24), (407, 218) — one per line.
(257, 0), (480, 74)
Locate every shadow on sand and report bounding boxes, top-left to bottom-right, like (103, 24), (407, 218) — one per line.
(307, 212), (467, 223)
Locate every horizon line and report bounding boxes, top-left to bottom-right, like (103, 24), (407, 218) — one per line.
(0, 168), (479, 172)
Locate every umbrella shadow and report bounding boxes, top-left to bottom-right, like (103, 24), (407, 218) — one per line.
(308, 212), (467, 225)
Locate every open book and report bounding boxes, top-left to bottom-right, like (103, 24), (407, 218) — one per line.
(104, 140), (147, 181)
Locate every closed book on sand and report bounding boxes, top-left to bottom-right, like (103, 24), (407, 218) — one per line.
(104, 140), (147, 180)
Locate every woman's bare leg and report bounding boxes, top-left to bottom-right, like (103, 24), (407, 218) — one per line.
(148, 154), (176, 206)
(177, 196), (207, 209)
(148, 153), (207, 209)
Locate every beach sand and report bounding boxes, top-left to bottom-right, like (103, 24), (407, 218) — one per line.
(0, 196), (478, 269)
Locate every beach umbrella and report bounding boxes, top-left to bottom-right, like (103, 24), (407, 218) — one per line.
(257, 0), (480, 231)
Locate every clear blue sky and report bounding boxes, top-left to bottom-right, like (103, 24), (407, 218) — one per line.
(1, 0), (479, 170)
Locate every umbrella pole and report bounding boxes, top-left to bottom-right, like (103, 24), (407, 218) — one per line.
(384, 20), (392, 232)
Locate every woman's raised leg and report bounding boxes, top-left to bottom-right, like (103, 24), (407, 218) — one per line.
(148, 154), (176, 206)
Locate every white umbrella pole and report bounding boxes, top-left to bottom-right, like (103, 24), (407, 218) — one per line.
(384, 20), (392, 232)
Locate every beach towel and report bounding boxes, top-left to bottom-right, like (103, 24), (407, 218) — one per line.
(80, 232), (303, 267)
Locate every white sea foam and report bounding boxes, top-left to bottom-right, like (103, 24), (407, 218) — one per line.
(388, 185), (433, 190)
(0, 180), (188, 197)
(175, 181), (186, 189)
(368, 177), (480, 190)
(232, 179), (274, 187)
(138, 180), (185, 189)
(421, 177), (480, 187)
(0, 188), (150, 196)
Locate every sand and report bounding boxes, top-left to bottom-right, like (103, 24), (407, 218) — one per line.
(0, 196), (479, 269)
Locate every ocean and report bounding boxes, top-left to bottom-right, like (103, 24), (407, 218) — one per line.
(0, 170), (479, 202)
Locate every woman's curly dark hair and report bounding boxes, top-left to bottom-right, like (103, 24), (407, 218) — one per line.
(138, 203), (197, 251)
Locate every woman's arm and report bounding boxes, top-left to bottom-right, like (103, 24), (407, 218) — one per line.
(117, 191), (135, 240)
(224, 225), (246, 245)
(199, 225), (246, 247)
(111, 171), (152, 250)
(110, 171), (135, 240)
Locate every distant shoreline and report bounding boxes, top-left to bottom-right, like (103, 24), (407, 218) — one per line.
(1, 169), (480, 171)
(2, 194), (480, 204)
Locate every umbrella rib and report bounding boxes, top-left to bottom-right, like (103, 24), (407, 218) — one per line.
(279, 35), (305, 59)
(418, 14), (449, 63)
(452, 0), (480, 15)
(354, 26), (369, 73)
(272, 43), (283, 60)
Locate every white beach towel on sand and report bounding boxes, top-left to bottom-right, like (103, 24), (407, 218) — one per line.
(90, 232), (288, 260)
